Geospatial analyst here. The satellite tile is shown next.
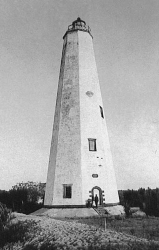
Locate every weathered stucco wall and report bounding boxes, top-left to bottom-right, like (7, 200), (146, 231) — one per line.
(78, 31), (119, 205)
(44, 37), (67, 205)
(44, 31), (82, 205)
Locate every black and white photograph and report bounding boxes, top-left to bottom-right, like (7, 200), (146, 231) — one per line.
(0, 1), (159, 249)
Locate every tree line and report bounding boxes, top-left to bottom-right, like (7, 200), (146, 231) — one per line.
(119, 188), (159, 217)
(0, 182), (45, 214)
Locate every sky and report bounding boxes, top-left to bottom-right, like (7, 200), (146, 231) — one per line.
(0, 0), (159, 191)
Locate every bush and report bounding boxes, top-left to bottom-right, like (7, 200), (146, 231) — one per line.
(23, 243), (39, 250)
(124, 204), (131, 217)
(0, 202), (10, 232)
(0, 219), (38, 247)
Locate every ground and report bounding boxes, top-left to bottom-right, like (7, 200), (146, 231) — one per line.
(1, 213), (159, 250)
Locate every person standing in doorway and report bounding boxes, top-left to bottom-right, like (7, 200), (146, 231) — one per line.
(95, 194), (99, 208)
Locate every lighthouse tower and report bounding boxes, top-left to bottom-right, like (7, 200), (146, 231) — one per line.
(44, 18), (119, 207)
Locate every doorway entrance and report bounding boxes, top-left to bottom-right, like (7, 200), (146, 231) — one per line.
(92, 186), (103, 206)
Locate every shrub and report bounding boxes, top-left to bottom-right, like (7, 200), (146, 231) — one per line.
(124, 204), (131, 217)
(23, 243), (38, 250)
(40, 242), (57, 250)
(0, 202), (10, 232)
(0, 219), (38, 247)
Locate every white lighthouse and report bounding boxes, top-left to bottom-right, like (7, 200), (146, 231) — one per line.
(44, 18), (119, 207)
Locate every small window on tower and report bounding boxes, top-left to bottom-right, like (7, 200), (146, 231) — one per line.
(100, 106), (104, 118)
(63, 184), (72, 198)
(88, 138), (97, 151)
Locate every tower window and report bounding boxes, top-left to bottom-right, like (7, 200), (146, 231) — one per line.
(88, 138), (97, 151)
(63, 184), (72, 198)
(99, 106), (104, 118)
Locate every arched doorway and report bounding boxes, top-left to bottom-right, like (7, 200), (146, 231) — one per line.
(92, 186), (103, 206)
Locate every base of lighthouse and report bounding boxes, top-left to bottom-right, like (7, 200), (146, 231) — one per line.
(32, 207), (99, 217)
(33, 206), (124, 218)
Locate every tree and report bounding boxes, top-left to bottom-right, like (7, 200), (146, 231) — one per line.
(12, 181), (45, 204)
(8, 181), (45, 214)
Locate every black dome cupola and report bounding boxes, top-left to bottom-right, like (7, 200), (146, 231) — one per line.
(63, 17), (92, 39)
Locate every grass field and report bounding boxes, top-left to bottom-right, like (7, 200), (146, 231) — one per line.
(65, 216), (159, 241)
